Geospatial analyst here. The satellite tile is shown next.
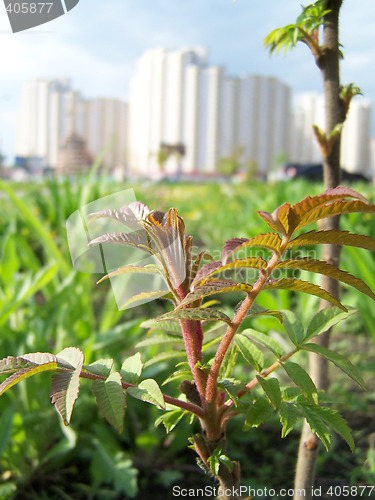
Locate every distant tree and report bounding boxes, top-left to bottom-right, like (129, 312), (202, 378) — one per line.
(265, 1), (362, 496)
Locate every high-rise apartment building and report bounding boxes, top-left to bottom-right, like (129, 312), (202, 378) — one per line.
(127, 47), (291, 177)
(291, 92), (372, 175)
(15, 79), (128, 172)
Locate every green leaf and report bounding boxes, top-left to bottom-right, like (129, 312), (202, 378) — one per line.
(86, 359), (114, 378)
(264, 278), (347, 311)
(304, 307), (357, 342)
(1, 235), (19, 285)
(155, 409), (186, 433)
(218, 378), (245, 407)
(244, 303), (283, 323)
(221, 344), (239, 378)
(140, 318), (183, 333)
(155, 307), (231, 324)
(280, 310), (304, 346)
(127, 379), (166, 410)
(243, 397), (273, 430)
(282, 362), (318, 405)
(121, 290), (170, 309)
(241, 329), (284, 358)
(282, 387), (302, 401)
(256, 376), (281, 409)
(51, 347), (84, 425)
(279, 402), (298, 437)
(121, 353), (143, 385)
(0, 362), (58, 396)
(235, 334), (264, 372)
(300, 403), (331, 450)
(0, 352), (57, 374)
(177, 280), (253, 309)
(303, 404), (354, 451)
(92, 372), (126, 434)
(302, 343), (366, 391)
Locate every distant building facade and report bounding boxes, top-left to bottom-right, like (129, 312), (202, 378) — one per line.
(15, 79), (128, 173)
(291, 92), (372, 176)
(128, 47), (292, 177)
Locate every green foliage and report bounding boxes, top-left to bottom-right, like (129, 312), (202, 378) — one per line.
(1, 177), (375, 496)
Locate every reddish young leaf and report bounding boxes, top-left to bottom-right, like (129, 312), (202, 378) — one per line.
(192, 257), (267, 288)
(222, 233), (282, 264)
(275, 258), (375, 300)
(89, 231), (149, 250)
(177, 280), (253, 309)
(264, 278), (347, 310)
(287, 230), (375, 252)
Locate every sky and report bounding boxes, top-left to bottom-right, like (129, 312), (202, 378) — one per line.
(0, 0), (374, 163)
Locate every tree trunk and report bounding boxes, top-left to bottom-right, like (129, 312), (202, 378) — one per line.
(294, 1), (345, 498)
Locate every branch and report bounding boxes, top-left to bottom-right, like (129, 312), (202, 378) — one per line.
(80, 370), (205, 419)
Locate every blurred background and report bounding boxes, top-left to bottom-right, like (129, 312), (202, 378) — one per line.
(0, 1), (374, 499)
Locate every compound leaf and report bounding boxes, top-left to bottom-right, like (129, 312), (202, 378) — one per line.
(92, 372), (126, 434)
(127, 379), (166, 410)
(155, 307), (231, 324)
(282, 361), (318, 406)
(288, 229), (375, 252)
(177, 281), (253, 309)
(235, 334), (264, 372)
(241, 329), (284, 358)
(304, 307), (356, 342)
(222, 233), (281, 264)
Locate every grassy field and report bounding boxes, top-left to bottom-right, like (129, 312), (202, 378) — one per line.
(0, 175), (374, 498)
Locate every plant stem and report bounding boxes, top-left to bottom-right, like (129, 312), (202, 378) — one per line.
(205, 245), (287, 407)
(79, 370), (205, 418)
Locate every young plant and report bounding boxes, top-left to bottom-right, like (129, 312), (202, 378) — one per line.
(1, 187), (375, 500)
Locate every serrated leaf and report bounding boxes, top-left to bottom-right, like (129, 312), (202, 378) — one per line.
(155, 308), (232, 324)
(235, 334), (264, 372)
(264, 278), (347, 311)
(92, 372), (126, 433)
(136, 334), (184, 348)
(177, 280), (253, 309)
(155, 409), (186, 433)
(304, 306), (356, 342)
(121, 290), (170, 309)
(127, 379), (166, 410)
(276, 259), (375, 300)
(222, 233), (281, 263)
(97, 265), (159, 284)
(282, 362), (318, 405)
(280, 310), (304, 346)
(256, 376), (281, 409)
(302, 344), (366, 391)
(300, 403), (331, 450)
(121, 353), (143, 385)
(0, 353), (57, 374)
(192, 257), (267, 287)
(51, 347), (84, 425)
(218, 378), (245, 407)
(241, 302), (283, 323)
(279, 402), (298, 437)
(140, 318), (183, 333)
(86, 359), (114, 378)
(257, 210), (284, 233)
(88, 208), (140, 228)
(243, 397), (273, 430)
(0, 362), (58, 396)
(288, 229), (375, 252)
(242, 329), (284, 358)
(302, 404), (354, 451)
(295, 200), (375, 230)
(89, 231), (149, 251)
(162, 369), (192, 386)
(221, 344), (239, 378)
(282, 387), (302, 401)
(287, 187), (369, 233)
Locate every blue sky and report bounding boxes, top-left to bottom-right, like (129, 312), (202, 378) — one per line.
(1, 0), (374, 162)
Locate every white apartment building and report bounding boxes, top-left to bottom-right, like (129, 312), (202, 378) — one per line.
(15, 79), (128, 172)
(291, 92), (372, 175)
(127, 47), (292, 177)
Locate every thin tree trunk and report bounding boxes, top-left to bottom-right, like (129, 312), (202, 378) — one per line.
(294, 1), (345, 497)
